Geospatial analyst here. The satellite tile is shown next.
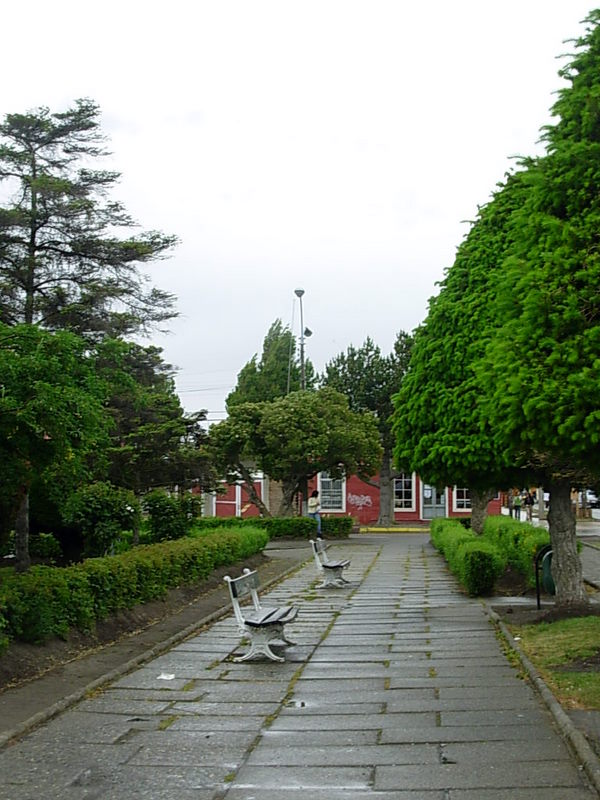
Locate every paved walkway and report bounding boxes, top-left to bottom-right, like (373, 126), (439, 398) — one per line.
(1, 534), (598, 799)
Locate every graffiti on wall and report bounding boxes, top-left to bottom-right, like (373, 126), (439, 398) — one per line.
(347, 493), (373, 511)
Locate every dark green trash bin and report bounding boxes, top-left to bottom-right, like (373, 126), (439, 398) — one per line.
(541, 550), (556, 596)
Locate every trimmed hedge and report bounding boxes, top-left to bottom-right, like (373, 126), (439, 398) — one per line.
(0, 526), (268, 652)
(482, 516), (550, 587)
(430, 518), (506, 596)
(192, 514), (355, 539)
(322, 516), (355, 537)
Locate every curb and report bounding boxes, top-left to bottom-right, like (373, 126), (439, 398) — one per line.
(487, 605), (600, 797)
(0, 558), (306, 751)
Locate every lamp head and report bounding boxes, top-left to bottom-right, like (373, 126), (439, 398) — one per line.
(294, 288), (305, 298)
(304, 327), (313, 337)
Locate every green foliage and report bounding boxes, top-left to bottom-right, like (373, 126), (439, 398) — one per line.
(192, 516), (252, 532)
(321, 516), (355, 537)
(142, 490), (199, 543)
(226, 319), (315, 409)
(0, 565), (95, 643)
(392, 171), (529, 492)
(0, 600), (8, 654)
(259, 388), (382, 485)
(259, 516), (316, 538)
(0, 98), (177, 338)
(322, 333), (413, 523)
(483, 516), (551, 587)
(63, 482), (140, 556)
(475, 13), (600, 483)
(192, 514), (354, 538)
(430, 518), (506, 595)
(0, 323), (110, 568)
(29, 533), (62, 562)
(322, 332), (412, 448)
(211, 388), (382, 515)
(459, 540), (507, 596)
(0, 527), (268, 647)
(96, 339), (217, 496)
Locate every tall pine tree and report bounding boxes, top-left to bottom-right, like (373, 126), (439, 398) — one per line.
(0, 98), (177, 340)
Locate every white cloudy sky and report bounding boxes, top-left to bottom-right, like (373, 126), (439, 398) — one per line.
(1, 1), (595, 421)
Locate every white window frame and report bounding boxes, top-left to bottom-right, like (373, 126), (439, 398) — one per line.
(318, 471), (346, 513)
(453, 486), (471, 512)
(394, 472), (416, 512)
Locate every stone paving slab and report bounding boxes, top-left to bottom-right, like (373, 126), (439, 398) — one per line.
(379, 723), (558, 744)
(230, 764), (374, 790)
(375, 761), (588, 791)
(226, 792), (447, 800)
(449, 790), (595, 800)
(441, 737), (572, 761)
(245, 742), (440, 766)
(0, 534), (598, 799)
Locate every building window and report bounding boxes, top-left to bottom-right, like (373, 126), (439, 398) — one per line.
(394, 473), (415, 511)
(454, 487), (471, 510)
(320, 471), (345, 512)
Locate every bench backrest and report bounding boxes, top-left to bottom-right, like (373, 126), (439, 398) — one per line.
(310, 538), (329, 569)
(224, 568), (261, 627)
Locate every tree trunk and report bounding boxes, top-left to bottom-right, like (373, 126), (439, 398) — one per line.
(377, 449), (393, 526)
(14, 488), (31, 573)
(470, 487), (494, 534)
(277, 481), (297, 517)
(239, 464), (272, 517)
(547, 478), (588, 607)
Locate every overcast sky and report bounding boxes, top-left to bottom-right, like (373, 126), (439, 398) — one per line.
(2, 1), (595, 421)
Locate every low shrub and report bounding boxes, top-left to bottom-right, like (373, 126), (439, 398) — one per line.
(483, 516), (550, 587)
(193, 517), (257, 533)
(0, 526), (268, 648)
(430, 518), (506, 595)
(143, 490), (190, 542)
(322, 516), (355, 537)
(459, 540), (506, 596)
(29, 532), (62, 562)
(260, 517), (316, 538)
(193, 514), (355, 539)
(63, 482), (140, 557)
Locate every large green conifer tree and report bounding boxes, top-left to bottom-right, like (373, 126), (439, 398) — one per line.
(0, 98), (177, 339)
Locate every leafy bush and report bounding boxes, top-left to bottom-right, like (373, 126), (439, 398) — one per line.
(430, 518), (506, 595)
(192, 514), (355, 538)
(260, 516), (316, 538)
(143, 490), (200, 542)
(483, 516), (550, 587)
(63, 482), (140, 557)
(193, 517), (253, 532)
(322, 516), (355, 537)
(0, 600), (8, 655)
(0, 527), (268, 647)
(459, 540), (506, 595)
(29, 532), (62, 562)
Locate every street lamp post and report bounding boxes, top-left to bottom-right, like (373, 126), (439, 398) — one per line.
(294, 289), (305, 389)
(294, 288), (312, 390)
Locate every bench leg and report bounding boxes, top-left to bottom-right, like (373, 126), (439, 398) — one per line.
(320, 568), (350, 588)
(234, 624), (291, 663)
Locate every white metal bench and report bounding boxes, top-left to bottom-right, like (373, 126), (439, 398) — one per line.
(223, 568), (298, 662)
(310, 538), (351, 588)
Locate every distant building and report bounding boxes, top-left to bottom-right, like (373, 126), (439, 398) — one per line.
(206, 471), (501, 523)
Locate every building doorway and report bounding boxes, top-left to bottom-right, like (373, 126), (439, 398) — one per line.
(422, 484), (446, 519)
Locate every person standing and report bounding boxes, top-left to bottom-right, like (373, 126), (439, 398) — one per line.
(307, 489), (322, 538)
(523, 491), (534, 522)
(513, 491), (522, 521)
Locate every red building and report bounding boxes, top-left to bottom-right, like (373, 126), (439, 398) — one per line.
(209, 471), (501, 523)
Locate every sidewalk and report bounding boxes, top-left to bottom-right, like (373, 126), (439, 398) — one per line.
(0, 534), (599, 798)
